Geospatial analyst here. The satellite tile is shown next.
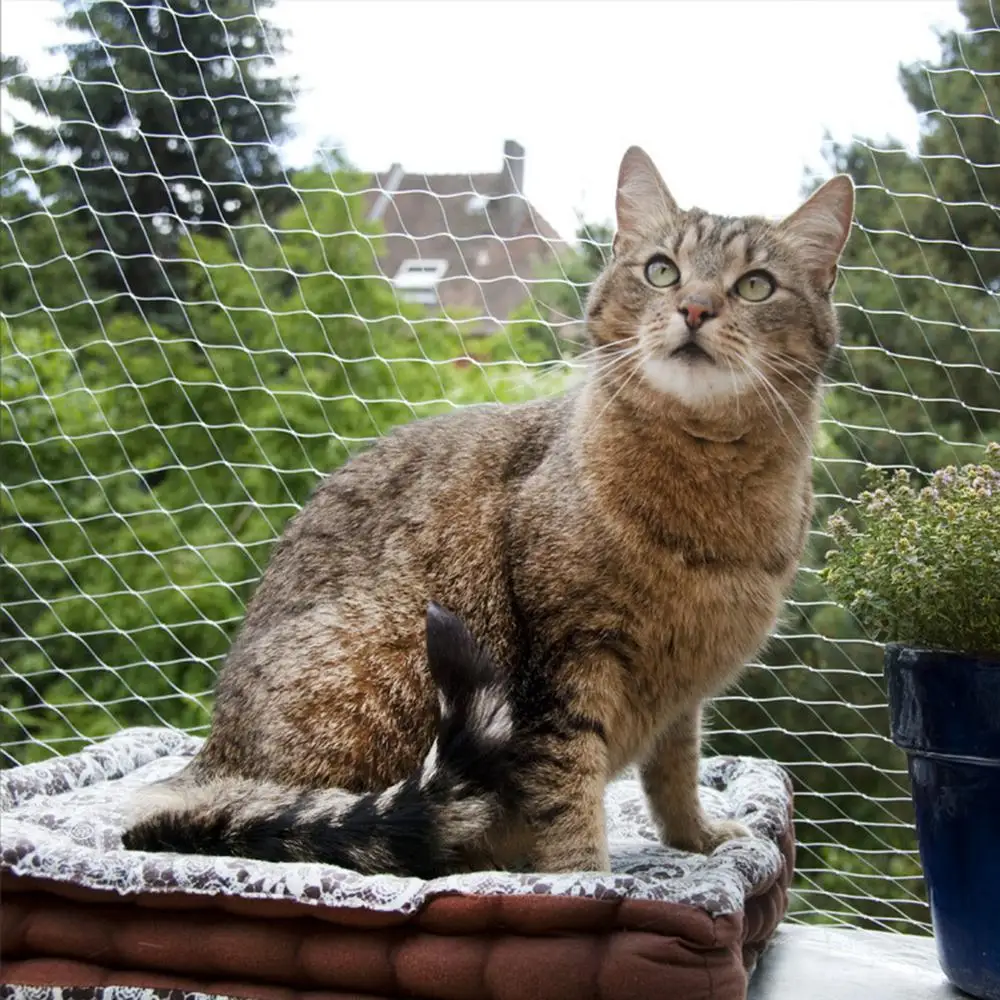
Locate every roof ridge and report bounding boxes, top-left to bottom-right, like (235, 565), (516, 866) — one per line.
(371, 169), (500, 180)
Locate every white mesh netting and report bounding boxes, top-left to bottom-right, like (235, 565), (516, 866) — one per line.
(2, 0), (998, 939)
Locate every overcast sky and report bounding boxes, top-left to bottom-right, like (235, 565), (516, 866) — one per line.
(2, 0), (966, 240)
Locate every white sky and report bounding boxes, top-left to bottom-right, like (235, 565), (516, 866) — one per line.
(2, 0), (966, 240)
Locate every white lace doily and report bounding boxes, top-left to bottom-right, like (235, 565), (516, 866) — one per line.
(1, 727), (791, 918)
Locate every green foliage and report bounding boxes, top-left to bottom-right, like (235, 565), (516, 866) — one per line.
(1, 72), (109, 341)
(817, 0), (999, 484)
(0, 167), (569, 765)
(505, 220), (613, 362)
(3, 5), (571, 766)
(4, 0), (297, 322)
(822, 445), (1000, 656)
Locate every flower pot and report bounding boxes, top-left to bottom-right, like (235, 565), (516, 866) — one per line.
(885, 644), (1000, 1000)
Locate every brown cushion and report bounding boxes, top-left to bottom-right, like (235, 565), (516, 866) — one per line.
(1, 728), (795, 1000)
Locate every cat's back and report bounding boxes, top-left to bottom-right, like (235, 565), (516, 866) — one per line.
(314, 392), (567, 524)
(239, 391), (572, 632)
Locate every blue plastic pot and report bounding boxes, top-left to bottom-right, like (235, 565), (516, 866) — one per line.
(885, 644), (1000, 1000)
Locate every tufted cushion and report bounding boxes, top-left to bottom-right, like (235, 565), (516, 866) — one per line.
(2, 728), (795, 1000)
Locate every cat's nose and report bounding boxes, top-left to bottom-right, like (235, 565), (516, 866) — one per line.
(679, 297), (717, 331)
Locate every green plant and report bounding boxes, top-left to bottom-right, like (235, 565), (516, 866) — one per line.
(821, 443), (1000, 656)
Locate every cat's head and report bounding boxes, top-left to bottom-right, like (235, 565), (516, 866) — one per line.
(586, 146), (854, 415)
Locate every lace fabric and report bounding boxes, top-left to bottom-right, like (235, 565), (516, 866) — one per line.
(1, 727), (791, 917)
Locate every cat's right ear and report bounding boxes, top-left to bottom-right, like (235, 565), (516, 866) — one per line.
(614, 146), (679, 253)
(778, 174), (855, 293)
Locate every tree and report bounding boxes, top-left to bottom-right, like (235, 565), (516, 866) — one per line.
(4, 0), (297, 326)
(898, 0), (999, 291)
(823, 0), (999, 481)
(2, 60), (105, 341)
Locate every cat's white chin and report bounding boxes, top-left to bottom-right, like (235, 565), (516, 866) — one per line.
(642, 356), (752, 406)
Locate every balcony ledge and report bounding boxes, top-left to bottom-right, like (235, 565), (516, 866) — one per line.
(750, 924), (962, 1000)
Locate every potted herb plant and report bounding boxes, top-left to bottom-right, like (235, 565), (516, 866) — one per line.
(822, 442), (1000, 1000)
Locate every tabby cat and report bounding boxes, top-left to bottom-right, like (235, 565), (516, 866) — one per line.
(124, 146), (854, 878)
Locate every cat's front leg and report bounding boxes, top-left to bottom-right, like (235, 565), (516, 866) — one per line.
(641, 706), (751, 854)
(521, 729), (611, 873)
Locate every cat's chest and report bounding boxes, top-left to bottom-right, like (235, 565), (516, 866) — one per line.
(625, 560), (783, 705)
(652, 552), (783, 658)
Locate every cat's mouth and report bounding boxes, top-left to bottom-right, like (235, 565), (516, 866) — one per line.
(670, 340), (714, 363)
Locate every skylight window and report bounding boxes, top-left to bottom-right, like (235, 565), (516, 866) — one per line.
(392, 259), (448, 305)
(466, 194), (489, 215)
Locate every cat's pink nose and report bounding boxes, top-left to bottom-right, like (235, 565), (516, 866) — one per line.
(679, 299), (717, 331)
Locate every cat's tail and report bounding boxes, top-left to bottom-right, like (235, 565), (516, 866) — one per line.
(121, 603), (517, 878)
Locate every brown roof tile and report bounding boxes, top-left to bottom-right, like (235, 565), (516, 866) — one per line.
(360, 142), (571, 333)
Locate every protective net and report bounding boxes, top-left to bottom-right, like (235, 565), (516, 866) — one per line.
(2, 0), (998, 938)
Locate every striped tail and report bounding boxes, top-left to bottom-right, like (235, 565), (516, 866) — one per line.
(121, 603), (515, 879)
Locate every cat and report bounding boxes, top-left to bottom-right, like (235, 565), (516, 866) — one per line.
(123, 145), (854, 878)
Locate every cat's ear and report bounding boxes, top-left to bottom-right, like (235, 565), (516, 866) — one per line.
(614, 146), (678, 253)
(778, 174), (855, 293)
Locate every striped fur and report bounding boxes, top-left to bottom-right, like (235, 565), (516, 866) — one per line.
(122, 604), (516, 878)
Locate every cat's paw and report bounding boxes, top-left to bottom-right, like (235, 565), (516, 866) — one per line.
(668, 818), (753, 855)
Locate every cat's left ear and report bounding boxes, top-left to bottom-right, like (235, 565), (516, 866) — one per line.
(614, 146), (679, 255)
(778, 174), (855, 293)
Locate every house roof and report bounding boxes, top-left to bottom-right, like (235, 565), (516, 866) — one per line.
(359, 141), (571, 332)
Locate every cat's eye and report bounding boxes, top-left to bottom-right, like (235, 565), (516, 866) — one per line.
(734, 270), (776, 302)
(644, 254), (680, 288)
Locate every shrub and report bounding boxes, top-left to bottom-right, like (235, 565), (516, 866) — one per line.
(821, 443), (1000, 656)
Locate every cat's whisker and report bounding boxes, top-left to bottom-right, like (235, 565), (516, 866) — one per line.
(574, 338), (639, 366)
(754, 373), (811, 449)
(761, 353), (829, 383)
(576, 335), (637, 355)
(753, 355), (821, 403)
(592, 353), (645, 424)
(753, 358), (830, 443)
(735, 356), (793, 439)
(481, 342), (633, 398)
(590, 344), (640, 372)
(477, 361), (572, 399)
(754, 383), (800, 451)
(585, 339), (640, 362)
(475, 339), (640, 399)
(764, 361), (827, 387)
(719, 354), (743, 425)
(741, 358), (813, 450)
(576, 335), (637, 354)
(597, 349), (643, 396)
(587, 345), (643, 384)
(743, 367), (788, 444)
